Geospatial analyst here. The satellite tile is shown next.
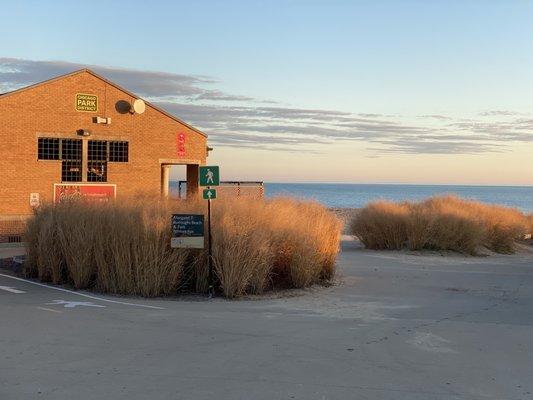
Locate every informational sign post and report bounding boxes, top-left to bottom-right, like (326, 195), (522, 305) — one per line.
(199, 165), (220, 297)
(171, 214), (205, 249)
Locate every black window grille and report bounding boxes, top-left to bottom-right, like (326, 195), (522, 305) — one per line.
(88, 140), (108, 182)
(61, 160), (82, 182)
(37, 137), (128, 183)
(62, 139), (82, 161)
(61, 139), (82, 182)
(109, 141), (129, 162)
(88, 140), (108, 161)
(87, 161), (107, 182)
(38, 138), (60, 160)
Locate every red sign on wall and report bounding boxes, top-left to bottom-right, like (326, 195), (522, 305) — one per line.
(177, 133), (186, 157)
(54, 184), (116, 203)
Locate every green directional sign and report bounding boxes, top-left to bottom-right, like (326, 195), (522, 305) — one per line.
(199, 166), (220, 186)
(203, 188), (217, 200)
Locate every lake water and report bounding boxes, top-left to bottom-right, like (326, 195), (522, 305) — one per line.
(169, 182), (533, 212)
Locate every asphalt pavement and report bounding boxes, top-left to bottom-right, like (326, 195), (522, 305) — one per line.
(1, 239), (532, 400)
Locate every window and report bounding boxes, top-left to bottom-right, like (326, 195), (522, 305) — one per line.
(109, 141), (128, 162)
(61, 139), (82, 182)
(87, 161), (107, 182)
(38, 137), (82, 181)
(37, 137), (128, 183)
(62, 139), (82, 161)
(88, 140), (108, 161)
(88, 140), (107, 182)
(38, 138), (60, 160)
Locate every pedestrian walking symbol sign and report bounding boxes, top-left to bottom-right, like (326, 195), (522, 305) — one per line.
(203, 189), (217, 200)
(199, 166), (220, 186)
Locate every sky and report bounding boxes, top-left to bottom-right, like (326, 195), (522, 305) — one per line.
(1, 0), (533, 185)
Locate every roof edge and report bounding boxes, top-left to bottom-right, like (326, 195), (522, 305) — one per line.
(0, 68), (208, 138)
(0, 68), (89, 99)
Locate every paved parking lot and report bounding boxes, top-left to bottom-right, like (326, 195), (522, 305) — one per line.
(1, 240), (532, 400)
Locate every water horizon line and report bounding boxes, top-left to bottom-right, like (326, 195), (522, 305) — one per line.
(169, 180), (533, 188)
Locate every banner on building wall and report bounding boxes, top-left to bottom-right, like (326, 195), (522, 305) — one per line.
(177, 133), (186, 157)
(54, 184), (116, 203)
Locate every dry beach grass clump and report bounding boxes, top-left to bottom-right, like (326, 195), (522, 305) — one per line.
(24, 197), (341, 298)
(350, 195), (532, 255)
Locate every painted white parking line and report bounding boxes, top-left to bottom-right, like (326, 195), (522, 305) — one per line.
(0, 273), (165, 310)
(0, 285), (26, 294)
(46, 300), (106, 309)
(37, 306), (63, 314)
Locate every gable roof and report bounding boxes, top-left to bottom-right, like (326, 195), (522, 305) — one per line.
(0, 68), (207, 138)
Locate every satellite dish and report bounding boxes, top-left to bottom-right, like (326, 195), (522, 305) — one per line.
(132, 99), (146, 114)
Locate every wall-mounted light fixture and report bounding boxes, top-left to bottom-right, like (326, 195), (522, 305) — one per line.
(76, 129), (91, 137)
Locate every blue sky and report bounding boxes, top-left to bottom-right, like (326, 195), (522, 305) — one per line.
(1, 1), (533, 184)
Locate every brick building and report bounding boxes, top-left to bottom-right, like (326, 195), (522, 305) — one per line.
(0, 69), (208, 242)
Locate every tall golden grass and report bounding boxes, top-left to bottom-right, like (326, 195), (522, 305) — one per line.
(350, 195), (531, 255)
(207, 197), (341, 297)
(24, 197), (341, 298)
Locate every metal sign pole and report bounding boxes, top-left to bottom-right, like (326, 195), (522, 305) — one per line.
(199, 166), (219, 298)
(207, 187), (214, 297)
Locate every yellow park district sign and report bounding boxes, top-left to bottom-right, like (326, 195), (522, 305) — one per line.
(75, 93), (98, 112)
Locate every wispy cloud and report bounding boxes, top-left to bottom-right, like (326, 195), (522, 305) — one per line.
(0, 57), (263, 102)
(478, 110), (525, 117)
(195, 90), (256, 102)
(417, 114), (452, 120)
(368, 140), (505, 155)
(1, 57), (532, 156)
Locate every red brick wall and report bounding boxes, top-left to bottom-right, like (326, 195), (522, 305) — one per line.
(0, 217), (26, 243)
(0, 70), (208, 240)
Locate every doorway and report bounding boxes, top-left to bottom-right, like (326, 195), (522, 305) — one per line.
(161, 164), (199, 200)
